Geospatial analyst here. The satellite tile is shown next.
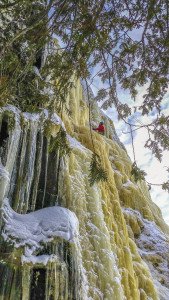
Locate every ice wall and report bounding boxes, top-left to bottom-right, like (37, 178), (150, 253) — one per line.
(0, 79), (169, 299)
(0, 105), (85, 300)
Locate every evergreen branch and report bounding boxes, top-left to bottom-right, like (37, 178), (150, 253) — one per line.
(89, 153), (108, 186)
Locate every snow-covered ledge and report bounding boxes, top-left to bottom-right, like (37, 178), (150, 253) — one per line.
(1, 199), (79, 263)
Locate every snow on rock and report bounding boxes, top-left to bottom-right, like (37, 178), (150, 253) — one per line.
(23, 109), (65, 128)
(22, 254), (59, 265)
(41, 109), (66, 130)
(122, 179), (138, 189)
(2, 105), (20, 116)
(0, 105), (21, 126)
(1, 199), (79, 257)
(22, 112), (40, 122)
(124, 207), (169, 300)
(50, 112), (65, 129)
(1, 106), (65, 130)
(67, 135), (88, 152)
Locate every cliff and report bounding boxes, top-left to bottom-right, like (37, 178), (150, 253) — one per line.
(0, 78), (169, 300)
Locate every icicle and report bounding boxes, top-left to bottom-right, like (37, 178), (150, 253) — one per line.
(0, 161), (10, 210)
(42, 138), (49, 208)
(5, 110), (21, 188)
(22, 265), (31, 300)
(30, 129), (43, 211)
(23, 120), (38, 212)
(71, 238), (89, 300)
(12, 124), (29, 212)
(11, 118), (38, 213)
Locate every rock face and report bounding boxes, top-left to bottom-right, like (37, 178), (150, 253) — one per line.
(0, 79), (169, 300)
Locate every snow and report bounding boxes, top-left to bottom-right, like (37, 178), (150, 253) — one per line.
(22, 254), (59, 265)
(41, 109), (66, 129)
(67, 135), (87, 152)
(113, 168), (123, 177)
(22, 109), (64, 125)
(50, 112), (65, 129)
(0, 105), (21, 125)
(33, 66), (43, 79)
(1, 106), (65, 130)
(137, 219), (169, 299)
(3, 105), (20, 116)
(41, 109), (65, 128)
(23, 112), (40, 121)
(123, 179), (138, 189)
(124, 207), (169, 299)
(43, 109), (49, 119)
(2, 199), (79, 257)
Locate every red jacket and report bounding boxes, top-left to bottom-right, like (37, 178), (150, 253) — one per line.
(94, 124), (105, 133)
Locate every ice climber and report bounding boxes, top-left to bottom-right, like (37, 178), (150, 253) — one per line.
(93, 121), (105, 135)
